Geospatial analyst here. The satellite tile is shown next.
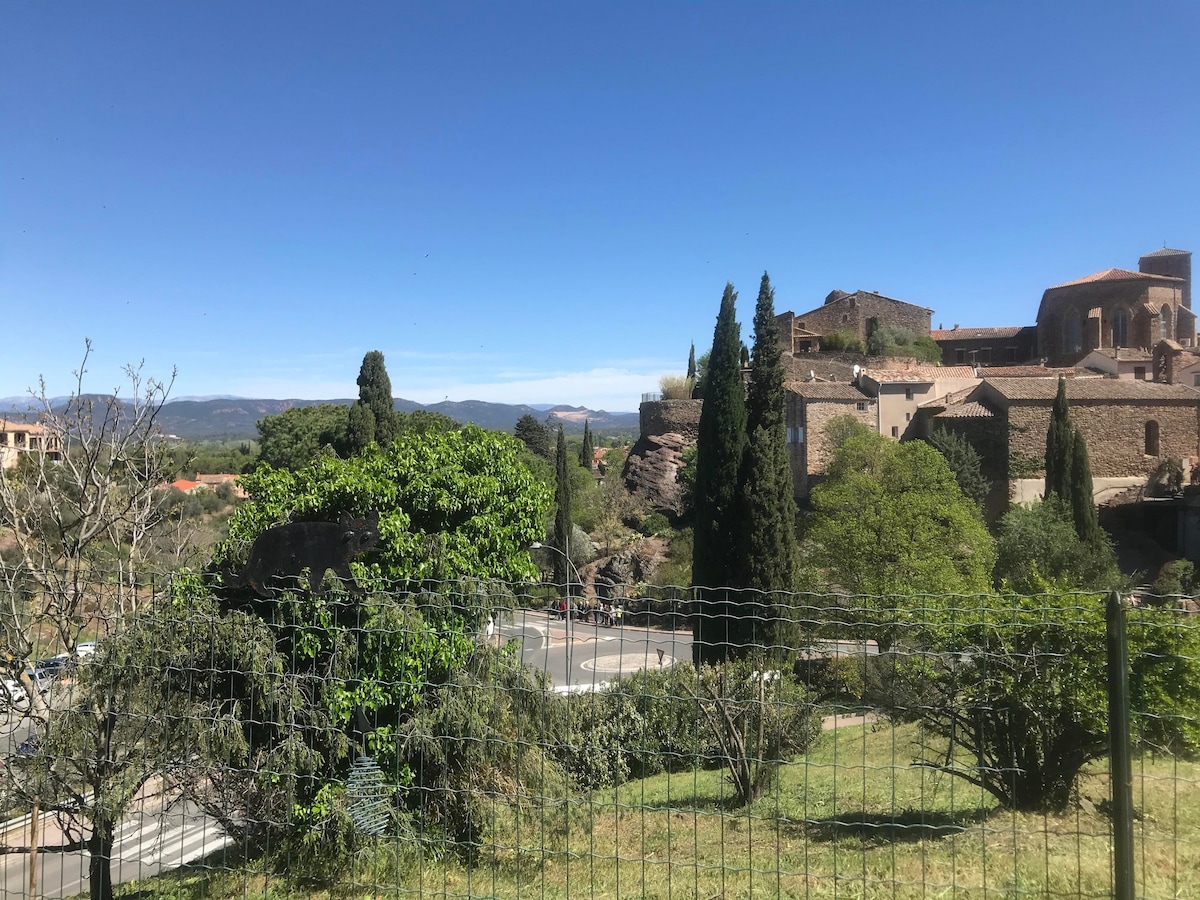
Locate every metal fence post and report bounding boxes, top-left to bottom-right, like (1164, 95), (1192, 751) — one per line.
(1105, 589), (1135, 900)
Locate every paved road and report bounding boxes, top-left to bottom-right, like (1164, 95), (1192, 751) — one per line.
(1, 800), (231, 898)
(498, 608), (692, 690)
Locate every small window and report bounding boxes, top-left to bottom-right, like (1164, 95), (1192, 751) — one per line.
(1193, 373), (1200, 387)
(955, 349), (966, 364)
(1005, 346), (1018, 362)
(14, 432), (25, 447)
(856, 401), (867, 412)
(890, 426), (899, 438)
(979, 347), (992, 364)
(787, 426), (805, 444)
(1134, 367), (1146, 381)
(29, 437), (40, 450)
(0, 433), (7, 446)
(904, 388), (913, 401)
(905, 412), (911, 422)
(1145, 420), (1160, 456)
(842, 314), (849, 324)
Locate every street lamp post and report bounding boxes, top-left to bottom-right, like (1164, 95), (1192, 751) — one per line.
(532, 541), (583, 689)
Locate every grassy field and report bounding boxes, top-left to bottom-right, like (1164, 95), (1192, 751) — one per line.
(121, 722), (1200, 899)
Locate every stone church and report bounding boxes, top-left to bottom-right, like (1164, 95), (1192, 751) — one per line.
(1037, 248), (1195, 366)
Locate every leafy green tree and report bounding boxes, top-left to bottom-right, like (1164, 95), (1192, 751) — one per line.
(993, 496), (1120, 592)
(865, 324), (942, 362)
(395, 408), (459, 436)
(683, 658), (821, 806)
(692, 283), (747, 664)
(927, 428), (989, 508)
(824, 413), (873, 451)
(909, 592), (1200, 812)
(1044, 375), (1072, 501)
(578, 419), (594, 469)
(806, 433), (995, 650)
(256, 404), (350, 469)
(351, 350), (397, 451)
(554, 426), (574, 592)
(819, 330), (864, 353)
(514, 413), (552, 461)
(735, 272), (799, 653)
(201, 427), (552, 861)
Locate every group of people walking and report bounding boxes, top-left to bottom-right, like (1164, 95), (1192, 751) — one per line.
(552, 597), (623, 626)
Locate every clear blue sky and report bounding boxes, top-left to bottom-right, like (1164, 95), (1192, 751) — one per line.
(4, 2), (1199, 412)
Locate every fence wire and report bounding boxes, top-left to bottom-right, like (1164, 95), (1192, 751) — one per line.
(1, 578), (1197, 899)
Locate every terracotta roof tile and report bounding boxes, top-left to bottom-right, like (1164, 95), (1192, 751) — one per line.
(979, 365), (1074, 377)
(982, 377), (1200, 402)
(862, 366), (977, 383)
(934, 402), (995, 419)
(1049, 268), (1184, 289)
(783, 381), (871, 401)
(1140, 248), (1190, 259)
(930, 326), (1029, 340)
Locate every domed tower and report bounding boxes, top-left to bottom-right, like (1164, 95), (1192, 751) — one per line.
(1139, 248), (1191, 310)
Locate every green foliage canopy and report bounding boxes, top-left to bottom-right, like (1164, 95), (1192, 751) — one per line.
(255, 404), (350, 470)
(222, 425), (551, 585)
(927, 428), (989, 508)
(993, 496), (1120, 592)
(807, 433), (995, 648)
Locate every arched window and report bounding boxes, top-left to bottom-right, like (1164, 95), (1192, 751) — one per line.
(1145, 420), (1160, 457)
(1063, 310), (1082, 356)
(1161, 306), (1173, 343)
(1111, 308), (1128, 348)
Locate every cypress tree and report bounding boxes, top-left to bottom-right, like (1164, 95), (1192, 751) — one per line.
(692, 283), (747, 664)
(346, 401), (375, 453)
(687, 343), (697, 380)
(554, 425), (574, 593)
(356, 350), (397, 447)
(736, 272), (798, 654)
(1044, 376), (1072, 500)
(578, 419), (594, 469)
(1069, 427), (1102, 545)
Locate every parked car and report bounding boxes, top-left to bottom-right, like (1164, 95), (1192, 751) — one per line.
(75, 641), (98, 660)
(2, 678), (30, 711)
(29, 653), (71, 691)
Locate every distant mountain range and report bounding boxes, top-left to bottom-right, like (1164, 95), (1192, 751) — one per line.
(0, 395), (640, 442)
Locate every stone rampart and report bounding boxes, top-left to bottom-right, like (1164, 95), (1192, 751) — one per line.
(639, 399), (702, 441)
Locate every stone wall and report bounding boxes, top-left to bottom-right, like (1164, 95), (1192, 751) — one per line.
(1006, 400), (1200, 480)
(787, 395), (876, 499)
(792, 292), (932, 344)
(639, 399), (702, 441)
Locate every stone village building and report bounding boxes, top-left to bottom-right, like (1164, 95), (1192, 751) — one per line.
(926, 376), (1200, 506)
(0, 419), (61, 470)
(633, 252), (1200, 516)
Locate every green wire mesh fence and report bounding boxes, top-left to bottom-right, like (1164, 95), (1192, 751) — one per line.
(0, 577), (1197, 898)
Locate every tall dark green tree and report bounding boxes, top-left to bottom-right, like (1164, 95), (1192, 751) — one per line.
(692, 283), (747, 664)
(687, 343), (697, 380)
(514, 413), (553, 460)
(578, 419), (594, 469)
(554, 425), (574, 592)
(1044, 376), (1072, 500)
(352, 350), (397, 452)
(1069, 427), (1102, 546)
(346, 399), (375, 452)
(928, 428), (989, 508)
(735, 272), (798, 653)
